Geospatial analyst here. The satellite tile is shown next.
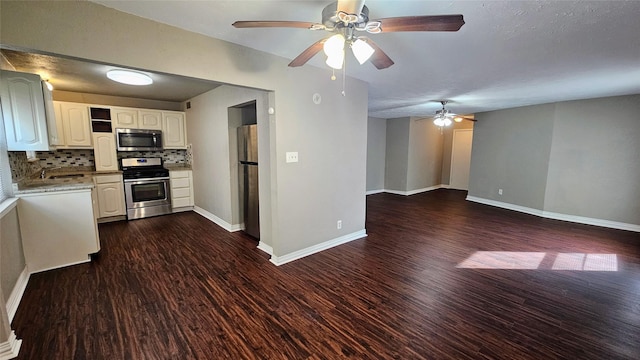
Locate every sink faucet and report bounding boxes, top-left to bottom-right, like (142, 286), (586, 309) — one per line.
(40, 169), (46, 179)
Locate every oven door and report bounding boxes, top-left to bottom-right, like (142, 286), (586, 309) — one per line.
(124, 177), (171, 209)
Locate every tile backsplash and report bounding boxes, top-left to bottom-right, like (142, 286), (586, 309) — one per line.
(117, 149), (187, 164)
(9, 149), (187, 182)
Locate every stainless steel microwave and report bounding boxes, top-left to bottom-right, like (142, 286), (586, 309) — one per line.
(116, 128), (163, 151)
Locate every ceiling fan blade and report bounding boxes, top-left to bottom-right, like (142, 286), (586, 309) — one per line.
(361, 38), (394, 69)
(288, 39), (327, 67)
(232, 21), (320, 29)
(337, 0), (366, 15)
(457, 116), (477, 122)
(374, 15), (465, 32)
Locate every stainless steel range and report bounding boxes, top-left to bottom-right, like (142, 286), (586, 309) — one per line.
(121, 157), (171, 220)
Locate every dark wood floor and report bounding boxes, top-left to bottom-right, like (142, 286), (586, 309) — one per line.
(12, 189), (640, 359)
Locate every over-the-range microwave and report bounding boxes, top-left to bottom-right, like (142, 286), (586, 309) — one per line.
(116, 128), (163, 151)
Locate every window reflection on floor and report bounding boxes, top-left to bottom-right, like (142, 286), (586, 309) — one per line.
(456, 251), (618, 271)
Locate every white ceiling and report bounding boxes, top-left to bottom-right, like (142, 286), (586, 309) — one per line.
(0, 49), (223, 102)
(15, 1), (640, 118)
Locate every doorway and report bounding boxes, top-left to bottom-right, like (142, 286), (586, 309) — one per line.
(229, 101), (259, 239)
(449, 129), (473, 190)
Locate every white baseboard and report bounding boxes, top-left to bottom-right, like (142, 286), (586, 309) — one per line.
(466, 196), (640, 232)
(381, 184), (445, 196)
(30, 258), (91, 275)
(0, 331), (21, 360)
(257, 241), (273, 256)
(365, 189), (385, 195)
(270, 229), (367, 266)
(171, 206), (194, 214)
(193, 206), (242, 232)
(6, 267), (29, 323)
(466, 196), (544, 217)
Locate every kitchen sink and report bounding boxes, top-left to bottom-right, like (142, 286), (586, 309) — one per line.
(48, 174), (85, 179)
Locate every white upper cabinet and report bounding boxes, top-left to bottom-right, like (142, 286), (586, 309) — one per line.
(92, 133), (118, 172)
(112, 107), (138, 129)
(162, 111), (187, 149)
(58, 102), (92, 147)
(138, 110), (163, 130)
(0, 70), (51, 151)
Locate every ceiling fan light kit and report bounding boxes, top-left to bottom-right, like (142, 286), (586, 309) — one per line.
(433, 101), (477, 129)
(232, 0), (465, 79)
(323, 34), (346, 69)
(351, 38), (375, 64)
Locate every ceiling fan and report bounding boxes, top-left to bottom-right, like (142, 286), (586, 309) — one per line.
(433, 101), (476, 126)
(232, 0), (465, 70)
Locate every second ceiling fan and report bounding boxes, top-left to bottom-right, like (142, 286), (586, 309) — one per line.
(232, 0), (465, 70)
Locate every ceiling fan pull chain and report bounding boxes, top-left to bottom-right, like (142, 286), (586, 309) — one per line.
(342, 54), (346, 96)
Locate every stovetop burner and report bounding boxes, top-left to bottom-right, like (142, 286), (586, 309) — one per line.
(121, 157), (169, 179)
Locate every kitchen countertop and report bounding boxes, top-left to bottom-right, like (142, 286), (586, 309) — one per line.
(164, 163), (192, 170)
(13, 167), (122, 195)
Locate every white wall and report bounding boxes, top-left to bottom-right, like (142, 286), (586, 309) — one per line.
(366, 117), (386, 192)
(0, 1), (369, 259)
(544, 95), (640, 225)
(186, 85), (273, 250)
(384, 118), (410, 191)
(406, 117), (443, 191)
(469, 104), (555, 209)
(0, 208), (25, 302)
(469, 94), (640, 228)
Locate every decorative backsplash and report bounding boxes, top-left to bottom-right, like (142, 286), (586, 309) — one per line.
(9, 149), (187, 182)
(8, 152), (42, 181)
(117, 149), (187, 164)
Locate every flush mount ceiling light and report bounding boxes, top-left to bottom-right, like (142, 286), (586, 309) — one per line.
(106, 69), (153, 86)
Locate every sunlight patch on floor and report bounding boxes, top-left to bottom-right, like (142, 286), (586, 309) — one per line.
(456, 251), (618, 271)
(552, 253), (618, 271)
(456, 251), (546, 269)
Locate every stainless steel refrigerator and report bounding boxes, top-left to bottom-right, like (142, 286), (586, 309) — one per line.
(238, 124), (259, 239)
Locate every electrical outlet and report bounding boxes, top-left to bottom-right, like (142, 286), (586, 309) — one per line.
(337, 220), (342, 229)
(498, 188), (503, 195)
(286, 152), (299, 163)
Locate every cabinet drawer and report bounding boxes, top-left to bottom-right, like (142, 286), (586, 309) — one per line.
(171, 178), (190, 188)
(170, 170), (190, 179)
(94, 174), (122, 184)
(172, 197), (192, 208)
(172, 187), (191, 198)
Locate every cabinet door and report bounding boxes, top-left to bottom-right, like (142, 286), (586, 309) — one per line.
(163, 111), (186, 148)
(50, 101), (65, 146)
(0, 70), (50, 151)
(112, 107), (138, 128)
(138, 110), (163, 130)
(96, 182), (126, 218)
(170, 170), (194, 208)
(92, 133), (118, 172)
(60, 102), (92, 147)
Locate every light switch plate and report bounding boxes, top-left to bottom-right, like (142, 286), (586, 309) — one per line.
(286, 152), (299, 163)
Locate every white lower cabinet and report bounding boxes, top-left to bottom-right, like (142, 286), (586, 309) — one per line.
(94, 174), (126, 219)
(170, 170), (194, 210)
(16, 189), (100, 273)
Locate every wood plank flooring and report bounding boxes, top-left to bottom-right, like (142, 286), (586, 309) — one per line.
(12, 189), (640, 359)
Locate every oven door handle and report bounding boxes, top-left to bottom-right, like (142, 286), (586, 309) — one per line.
(124, 176), (170, 183)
